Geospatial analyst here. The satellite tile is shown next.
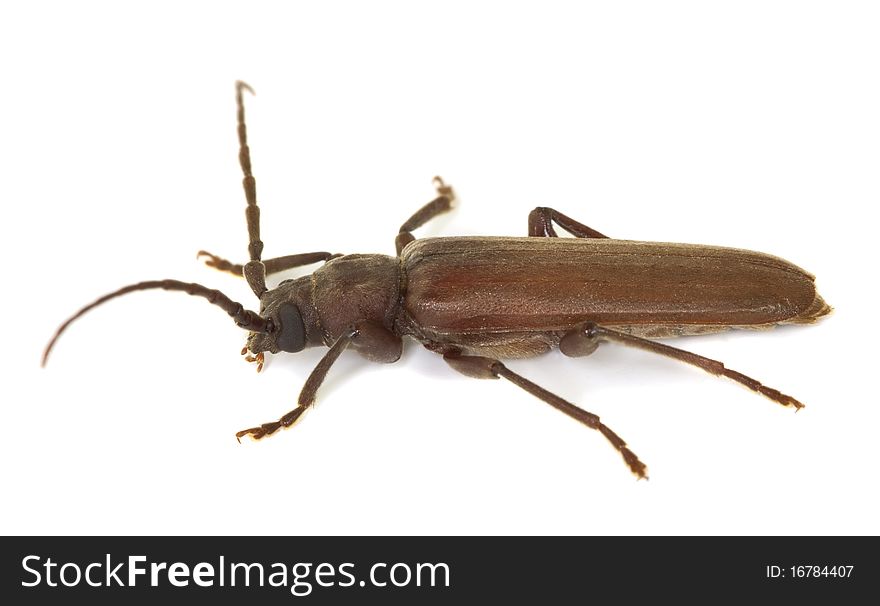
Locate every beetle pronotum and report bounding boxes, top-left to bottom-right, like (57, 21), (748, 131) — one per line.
(43, 82), (830, 479)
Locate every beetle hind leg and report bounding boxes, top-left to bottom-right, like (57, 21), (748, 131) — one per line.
(561, 322), (805, 410)
(528, 207), (609, 238)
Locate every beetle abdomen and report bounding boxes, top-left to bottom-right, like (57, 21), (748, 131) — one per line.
(400, 236), (829, 340)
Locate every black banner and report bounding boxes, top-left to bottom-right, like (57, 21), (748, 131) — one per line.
(2, 537), (875, 603)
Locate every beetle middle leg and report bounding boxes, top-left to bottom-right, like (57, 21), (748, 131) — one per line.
(528, 207), (609, 238)
(441, 350), (648, 479)
(395, 177), (457, 255)
(560, 322), (805, 410)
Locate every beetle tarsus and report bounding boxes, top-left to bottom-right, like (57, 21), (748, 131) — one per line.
(236, 406), (308, 443)
(595, 423), (648, 480)
(235, 427), (265, 443)
(432, 175), (455, 201)
(198, 250), (242, 276)
(395, 179), (457, 255)
(721, 368), (805, 410)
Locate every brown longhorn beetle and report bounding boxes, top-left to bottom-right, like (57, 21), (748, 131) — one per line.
(43, 82), (831, 479)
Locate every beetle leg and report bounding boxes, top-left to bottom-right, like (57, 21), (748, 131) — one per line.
(441, 350), (647, 479)
(559, 324), (601, 357)
(197, 250), (341, 278)
(395, 177), (457, 255)
(528, 207), (609, 238)
(236, 326), (356, 441)
(566, 322), (805, 410)
(348, 321), (403, 363)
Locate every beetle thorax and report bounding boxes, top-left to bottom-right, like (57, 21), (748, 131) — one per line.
(246, 254), (401, 354)
(309, 254), (401, 343)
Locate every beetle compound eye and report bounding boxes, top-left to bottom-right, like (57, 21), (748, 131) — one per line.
(276, 303), (306, 353)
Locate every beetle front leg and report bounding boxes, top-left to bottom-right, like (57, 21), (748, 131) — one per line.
(235, 327), (356, 441)
(197, 250), (341, 278)
(560, 322), (805, 410)
(528, 207), (608, 238)
(236, 322), (402, 441)
(441, 350), (647, 479)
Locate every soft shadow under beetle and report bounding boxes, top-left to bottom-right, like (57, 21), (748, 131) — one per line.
(43, 82), (831, 479)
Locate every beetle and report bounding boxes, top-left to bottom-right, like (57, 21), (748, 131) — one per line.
(43, 82), (830, 479)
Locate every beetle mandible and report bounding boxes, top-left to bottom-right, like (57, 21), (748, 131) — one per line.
(43, 82), (831, 479)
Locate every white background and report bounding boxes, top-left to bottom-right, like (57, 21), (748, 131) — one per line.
(2, 1), (877, 535)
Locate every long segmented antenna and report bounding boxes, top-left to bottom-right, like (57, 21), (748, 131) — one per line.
(236, 80), (268, 298)
(42, 280), (271, 366)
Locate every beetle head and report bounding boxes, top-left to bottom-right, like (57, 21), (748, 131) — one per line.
(246, 276), (321, 356)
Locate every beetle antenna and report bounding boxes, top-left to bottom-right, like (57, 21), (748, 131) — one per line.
(42, 279), (271, 367)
